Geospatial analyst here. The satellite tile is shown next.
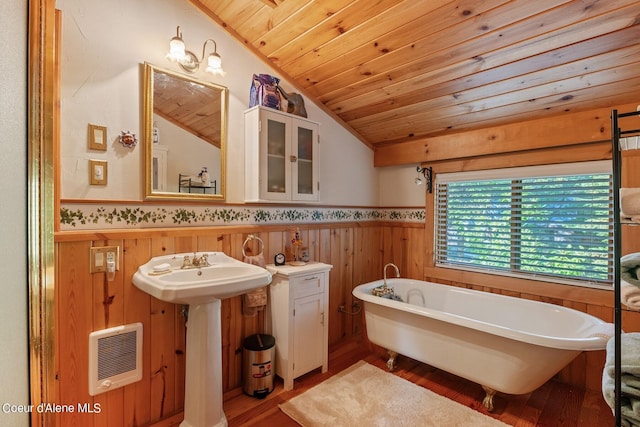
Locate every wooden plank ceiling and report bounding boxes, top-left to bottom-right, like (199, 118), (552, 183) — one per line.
(190, 0), (640, 152)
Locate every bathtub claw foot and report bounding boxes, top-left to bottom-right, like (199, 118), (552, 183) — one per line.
(386, 350), (398, 371)
(481, 386), (496, 412)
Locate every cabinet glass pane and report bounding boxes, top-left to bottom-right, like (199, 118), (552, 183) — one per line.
(267, 119), (286, 156)
(298, 161), (313, 194)
(297, 127), (313, 161)
(267, 119), (286, 193)
(267, 156), (286, 193)
(297, 127), (313, 194)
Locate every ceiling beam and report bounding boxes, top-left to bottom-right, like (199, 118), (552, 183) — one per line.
(373, 105), (622, 167)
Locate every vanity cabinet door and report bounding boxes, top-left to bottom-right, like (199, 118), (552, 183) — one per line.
(292, 292), (324, 378)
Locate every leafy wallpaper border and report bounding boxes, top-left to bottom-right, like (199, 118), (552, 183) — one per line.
(60, 203), (425, 230)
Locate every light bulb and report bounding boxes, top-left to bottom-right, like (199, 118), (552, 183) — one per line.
(205, 52), (225, 76)
(166, 37), (186, 62)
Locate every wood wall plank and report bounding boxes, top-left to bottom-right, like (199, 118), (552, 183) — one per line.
(352, 226), (383, 335)
(92, 238), (125, 427)
(56, 240), (94, 426)
(406, 226), (425, 279)
(328, 228), (345, 343)
(123, 238), (152, 426)
(149, 236), (180, 420)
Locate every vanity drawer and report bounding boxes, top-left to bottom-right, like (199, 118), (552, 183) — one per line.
(292, 274), (324, 298)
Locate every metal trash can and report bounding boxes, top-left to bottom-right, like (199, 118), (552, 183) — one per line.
(242, 333), (275, 399)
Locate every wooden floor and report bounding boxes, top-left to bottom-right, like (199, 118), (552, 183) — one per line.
(227, 336), (616, 427)
(161, 335), (615, 426)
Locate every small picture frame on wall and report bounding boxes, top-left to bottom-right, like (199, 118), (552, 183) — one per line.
(89, 160), (108, 185)
(88, 124), (107, 151)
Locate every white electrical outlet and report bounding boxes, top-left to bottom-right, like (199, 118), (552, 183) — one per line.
(95, 252), (104, 268)
(90, 246), (120, 274)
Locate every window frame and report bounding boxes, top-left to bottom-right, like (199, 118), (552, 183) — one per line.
(433, 161), (613, 290)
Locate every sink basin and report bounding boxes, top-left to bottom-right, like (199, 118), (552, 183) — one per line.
(132, 251), (272, 427)
(132, 252), (272, 304)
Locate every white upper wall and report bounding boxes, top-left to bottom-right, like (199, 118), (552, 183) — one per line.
(379, 165), (429, 207)
(58, 0), (413, 206)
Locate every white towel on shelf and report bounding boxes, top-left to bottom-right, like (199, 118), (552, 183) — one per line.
(621, 188), (640, 217)
(621, 253), (640, 288)
(603, 334), (640, 426)
(603, 373), (640, 427)
(623, 281), (640, 311)
(623, 375), (640, 400)
(605, 333), (640, 378)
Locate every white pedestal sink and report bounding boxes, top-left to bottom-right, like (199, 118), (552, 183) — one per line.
(132, 252), (272, 427)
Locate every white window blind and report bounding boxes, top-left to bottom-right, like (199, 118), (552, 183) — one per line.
(435, 162), (613, 287)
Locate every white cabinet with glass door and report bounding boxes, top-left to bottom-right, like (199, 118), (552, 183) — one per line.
(245, 106), (319, 202)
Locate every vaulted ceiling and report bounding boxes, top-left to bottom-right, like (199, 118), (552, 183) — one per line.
(190, 0), (640, 152)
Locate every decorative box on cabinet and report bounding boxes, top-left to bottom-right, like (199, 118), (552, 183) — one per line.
(267, 262), (332, 390)
(245, 106), (320, 202)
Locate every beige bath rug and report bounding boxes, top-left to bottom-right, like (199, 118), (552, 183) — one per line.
(279, 360), (511, 427)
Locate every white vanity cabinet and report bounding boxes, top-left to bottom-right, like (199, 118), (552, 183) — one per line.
(267, 262), (331, 390)
(245, 106), (319, 202)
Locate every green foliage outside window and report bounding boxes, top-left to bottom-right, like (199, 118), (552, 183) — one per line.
(436, 173), (612, 285)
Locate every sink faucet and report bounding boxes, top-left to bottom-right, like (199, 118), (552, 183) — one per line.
(194, 253), (209, 267)
(383, 263), (400, 286)
(182, 253), (209, 269)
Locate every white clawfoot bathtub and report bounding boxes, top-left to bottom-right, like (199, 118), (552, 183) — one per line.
(353, 278), (611, 410)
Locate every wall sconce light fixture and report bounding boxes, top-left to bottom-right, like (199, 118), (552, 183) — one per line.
(415, 165), (433, 193)
(166, 26), (226, 76)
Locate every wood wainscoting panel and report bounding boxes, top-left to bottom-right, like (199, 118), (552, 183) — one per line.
(352, 226), (383, 336)
(56, 240), (94, 427)
(328, 227), (353, 344)
(123, 237), (153, 426)
(91, 238), (126, 427)
(54, 219), (615, 424)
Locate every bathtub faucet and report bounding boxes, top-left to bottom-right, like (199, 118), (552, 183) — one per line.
(383, 263), (400, 286)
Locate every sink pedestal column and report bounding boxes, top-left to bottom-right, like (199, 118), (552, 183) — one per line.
(181, 300), (227, 427)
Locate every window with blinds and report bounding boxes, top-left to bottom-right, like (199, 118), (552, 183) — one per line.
(434, 162), (613, 288)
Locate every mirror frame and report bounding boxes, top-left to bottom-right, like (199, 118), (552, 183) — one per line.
(142, 62), (228, 201)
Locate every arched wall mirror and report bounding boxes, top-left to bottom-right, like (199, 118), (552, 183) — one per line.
(143, 62), (227, 201)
